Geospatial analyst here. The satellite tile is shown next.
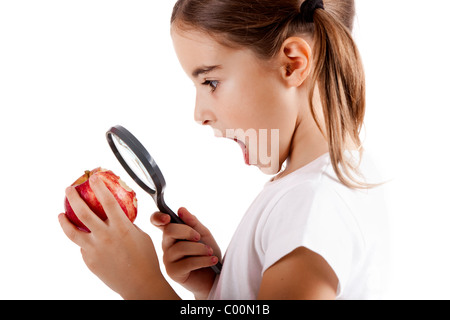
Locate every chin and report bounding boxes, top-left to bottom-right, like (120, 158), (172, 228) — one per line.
(257, 162), (283, 175)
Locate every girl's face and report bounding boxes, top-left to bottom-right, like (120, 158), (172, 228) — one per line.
(171, 27), (302, 174)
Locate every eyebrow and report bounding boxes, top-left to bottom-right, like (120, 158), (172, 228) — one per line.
(191, 65), (222, 78)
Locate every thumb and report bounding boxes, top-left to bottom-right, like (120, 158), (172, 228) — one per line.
(150, 211), (171, 231)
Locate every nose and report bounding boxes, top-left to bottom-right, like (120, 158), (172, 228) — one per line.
(194, 95), (215, 126)
(196, 119), (211, 126)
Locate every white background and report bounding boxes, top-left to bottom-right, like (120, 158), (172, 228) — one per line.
(0, 0), (449, 299)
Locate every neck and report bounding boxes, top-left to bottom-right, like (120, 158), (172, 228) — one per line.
(274, 116), (329, 182)
(272, 85), (329, 181)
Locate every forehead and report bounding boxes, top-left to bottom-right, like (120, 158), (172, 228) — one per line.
(171, 27), (232, 71)
(171, 26), (268, 77)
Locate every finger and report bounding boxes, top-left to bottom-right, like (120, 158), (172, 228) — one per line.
(65, 186), (104, 233)
(89, 175), (130, 226)
(150, 212), (171, 230)
(169, 256), (219, 276)
(178, 207), (222, 260)
(178, 207), (213, 239)
(164, 241), (213, 263)
(58, 213), (90, 247)
(161, 223), (201, 252)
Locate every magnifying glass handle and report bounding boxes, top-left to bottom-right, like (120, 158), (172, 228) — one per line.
(158, 200), (222, 274)
(159, 203), (185, 225)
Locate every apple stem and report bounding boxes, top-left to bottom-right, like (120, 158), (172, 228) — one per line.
(85, 170), (91, 178)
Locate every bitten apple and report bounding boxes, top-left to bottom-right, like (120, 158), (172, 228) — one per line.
(64, 167), (137, 232)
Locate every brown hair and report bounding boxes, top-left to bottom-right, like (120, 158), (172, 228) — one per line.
(171, 0), (374, 189)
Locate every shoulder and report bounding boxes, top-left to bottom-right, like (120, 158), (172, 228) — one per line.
(263, 176), (351, 229)
(261, 151), (382, 242)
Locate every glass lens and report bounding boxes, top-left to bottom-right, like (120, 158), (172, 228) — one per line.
(111, 133), (156, 191)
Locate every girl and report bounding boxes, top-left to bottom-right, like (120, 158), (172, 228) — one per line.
(59, 0), (389, 300)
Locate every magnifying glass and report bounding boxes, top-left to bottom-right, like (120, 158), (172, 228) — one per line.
(106, 125), (222, 274)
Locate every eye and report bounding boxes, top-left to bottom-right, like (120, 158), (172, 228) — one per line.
(201, 80), (220, 93)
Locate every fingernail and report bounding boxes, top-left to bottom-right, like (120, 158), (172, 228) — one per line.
(211, 256), (218, 264)
(206, 245), (213, 256)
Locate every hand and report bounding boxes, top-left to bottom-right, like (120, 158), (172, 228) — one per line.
(151, 207), (221, 300)
(59, 174), (179, 300)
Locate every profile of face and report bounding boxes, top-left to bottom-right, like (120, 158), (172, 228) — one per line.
(171, 27), (308, 175)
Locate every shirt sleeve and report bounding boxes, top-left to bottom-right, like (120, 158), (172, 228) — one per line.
(259, 182), (359, 297)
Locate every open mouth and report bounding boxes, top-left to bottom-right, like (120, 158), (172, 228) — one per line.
(232, 138), (250, 166)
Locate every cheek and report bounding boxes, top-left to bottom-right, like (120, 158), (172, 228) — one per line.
(216, 72), (298, 172)
(222, 75), (289, 130)
(231, 78), (298, 172)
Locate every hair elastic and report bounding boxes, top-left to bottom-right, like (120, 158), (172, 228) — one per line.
(299, 0), (325, 23)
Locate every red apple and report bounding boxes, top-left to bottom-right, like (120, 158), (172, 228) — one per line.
(64, 167), (137, 232)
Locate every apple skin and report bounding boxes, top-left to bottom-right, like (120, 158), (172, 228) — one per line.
(64, 167), (137, 232)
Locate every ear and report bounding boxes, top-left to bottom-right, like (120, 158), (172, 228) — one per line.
(278, 37), (312, 87)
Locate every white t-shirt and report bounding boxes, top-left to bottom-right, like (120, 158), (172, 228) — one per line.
(208, 152), (389, 300)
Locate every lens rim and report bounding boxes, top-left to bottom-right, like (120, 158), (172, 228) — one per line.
(106, 125), (165, 196)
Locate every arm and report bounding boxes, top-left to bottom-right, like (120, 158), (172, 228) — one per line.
(59, 174), (180, 300)
(257, 247), (338, 300)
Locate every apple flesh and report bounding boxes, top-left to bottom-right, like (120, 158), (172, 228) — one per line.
(64, 167), (137, 232)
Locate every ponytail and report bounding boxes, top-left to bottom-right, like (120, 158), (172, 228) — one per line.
(309, 8), (373, 189)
